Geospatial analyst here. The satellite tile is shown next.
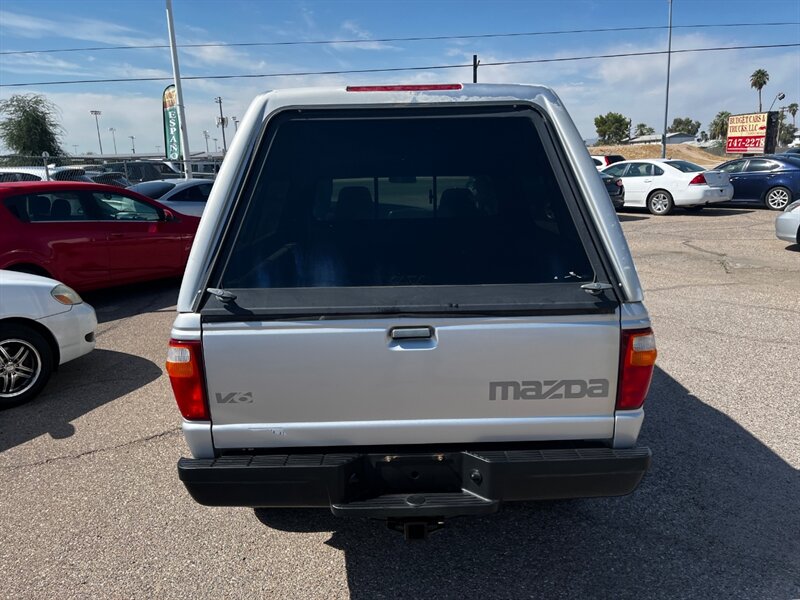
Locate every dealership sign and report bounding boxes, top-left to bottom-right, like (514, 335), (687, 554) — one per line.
(725, 112), (777, 154)
(162, 85), (182, 161)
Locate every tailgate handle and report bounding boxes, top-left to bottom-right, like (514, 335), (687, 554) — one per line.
(390, 326), (433, 340)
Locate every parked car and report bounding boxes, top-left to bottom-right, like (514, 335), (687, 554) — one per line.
(0, 181), (200, 291)
(601, 159), (733, 215)
(0, 270), (96, 408)
(169, 83), (655, 538)
(591, 154), (626, 171)
(600, 172), (625, 209)
(775, 200), (800, 245)
(714, 155), (800, 210)
(778, 147), (800, 155)
(128, 179), (213, 217)
(85, 171), (132, 188)
(0, 166), (92, 182)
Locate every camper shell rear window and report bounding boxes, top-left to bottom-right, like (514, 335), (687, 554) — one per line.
(205, 105), (614, 316)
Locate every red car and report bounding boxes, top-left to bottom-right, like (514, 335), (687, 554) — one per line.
(0, 181), (200, 291)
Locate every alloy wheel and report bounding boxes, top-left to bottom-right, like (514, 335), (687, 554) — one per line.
(0, 339), (41, 398)
(766, 188), (790, 210)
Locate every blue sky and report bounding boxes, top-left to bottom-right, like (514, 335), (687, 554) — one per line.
(1, 0), (798, 155)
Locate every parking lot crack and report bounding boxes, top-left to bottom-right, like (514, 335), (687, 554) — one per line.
(0, 427), (180, 470)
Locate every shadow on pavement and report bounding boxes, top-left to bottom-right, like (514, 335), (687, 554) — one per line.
(0, 349), (162, 453)
(82, 278), (181, 324)
(682, 207), (755, 216)
(254, 366), (799, 599)
(617, 214), (649, 222)
(783, 243), (800, 253)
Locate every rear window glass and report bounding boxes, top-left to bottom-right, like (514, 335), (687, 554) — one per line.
(130, 181), (176, 198)
(213, 108), (602, 311)
(607, 155), (625, 164)
(666, 160), (704, 173)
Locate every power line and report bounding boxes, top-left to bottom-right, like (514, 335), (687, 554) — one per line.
(1, 42), (797, 88)
(1, 21), (798, 56)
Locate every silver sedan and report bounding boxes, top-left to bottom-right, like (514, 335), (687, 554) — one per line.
(775, 200), (800, 245)
(127, 179), (213, 217)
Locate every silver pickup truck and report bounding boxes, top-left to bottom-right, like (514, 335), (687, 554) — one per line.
(167, 83), (656, 539)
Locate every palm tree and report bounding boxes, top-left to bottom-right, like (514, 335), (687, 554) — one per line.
(750, 69), (769, 112)
(709, 111), (731, 140)
(788, 103), (799, 126)
(634, 123), (655, 137)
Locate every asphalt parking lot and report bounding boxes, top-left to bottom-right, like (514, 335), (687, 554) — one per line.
(1, 206), (798, 600)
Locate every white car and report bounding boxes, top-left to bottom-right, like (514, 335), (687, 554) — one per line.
(127, 179), (213, 217)
(0, 270), (97, 408)
(775, 200), (800, 245)
(601, 159), (733, 215)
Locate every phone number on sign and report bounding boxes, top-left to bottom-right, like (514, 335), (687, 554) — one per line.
(727, 136), (765, 151)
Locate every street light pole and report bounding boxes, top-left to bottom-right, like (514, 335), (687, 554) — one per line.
(202, 130), (210, 153)
(232, 116), (239, 132)
(108, 127), (118, 154)
(72, 145), (78, 155)
(213, 138), (219, 153)
(128, 135), (136, 154)
(90, 110), (103, 155)
(660, 0), (672, 159)
(214, 96), (227, 153)
(768, 92), (786, 113)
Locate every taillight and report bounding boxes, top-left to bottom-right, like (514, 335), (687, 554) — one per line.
(689, 173), (707, 185)
(346, 84), (463, 92)
(617, 329), (657, 410)
(166, 339), (209, 420)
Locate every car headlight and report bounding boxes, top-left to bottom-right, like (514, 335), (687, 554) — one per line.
(785, 200), (800, 213)
(51, 284), (83, 305)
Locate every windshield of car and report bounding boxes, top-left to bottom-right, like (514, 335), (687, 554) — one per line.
(129, 181), (176, 199)
(665, 160), (704, 173)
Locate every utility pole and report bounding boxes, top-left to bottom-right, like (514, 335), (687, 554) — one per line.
(128, 135), (136, 154)
(660, 0), (673, 159)
(108, 127), (118, 154)
(473, 55), (479, 83)
(166, 0), (193, 178)
(90, 110), (103, 155)
(214, 96), (228, 153)
(202, 129), (210, 153)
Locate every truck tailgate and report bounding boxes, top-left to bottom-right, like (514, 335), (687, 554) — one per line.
(202, 314), (620, 449)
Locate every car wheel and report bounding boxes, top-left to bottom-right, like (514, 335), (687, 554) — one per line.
(647, 190), (674, 216)
(0, 324), (54, 409)
(765, 186), (791, 211)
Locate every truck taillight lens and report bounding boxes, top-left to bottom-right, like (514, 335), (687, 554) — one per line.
(617, 329), (657, 410)
(689, 173), (707, 185)
(166, 339), (209, 420)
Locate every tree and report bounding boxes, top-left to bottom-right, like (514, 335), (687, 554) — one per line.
(667, 117), (701, 136)
(633, 123), (655, 137)
(777, 111), (798, 146)
(0, 94), (64, 156)
(594, 112), (631, 145)
(709, 111), (731, 140)
(788, 103), (798, 126)
(749, 69), (769, 112)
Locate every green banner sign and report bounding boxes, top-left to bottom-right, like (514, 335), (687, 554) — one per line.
(162, 84), (182, 161)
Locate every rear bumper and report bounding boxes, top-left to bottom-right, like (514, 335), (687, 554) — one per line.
(178, 446), (651, 518)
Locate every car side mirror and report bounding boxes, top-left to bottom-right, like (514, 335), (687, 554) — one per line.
(162, 209), (177, 222)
